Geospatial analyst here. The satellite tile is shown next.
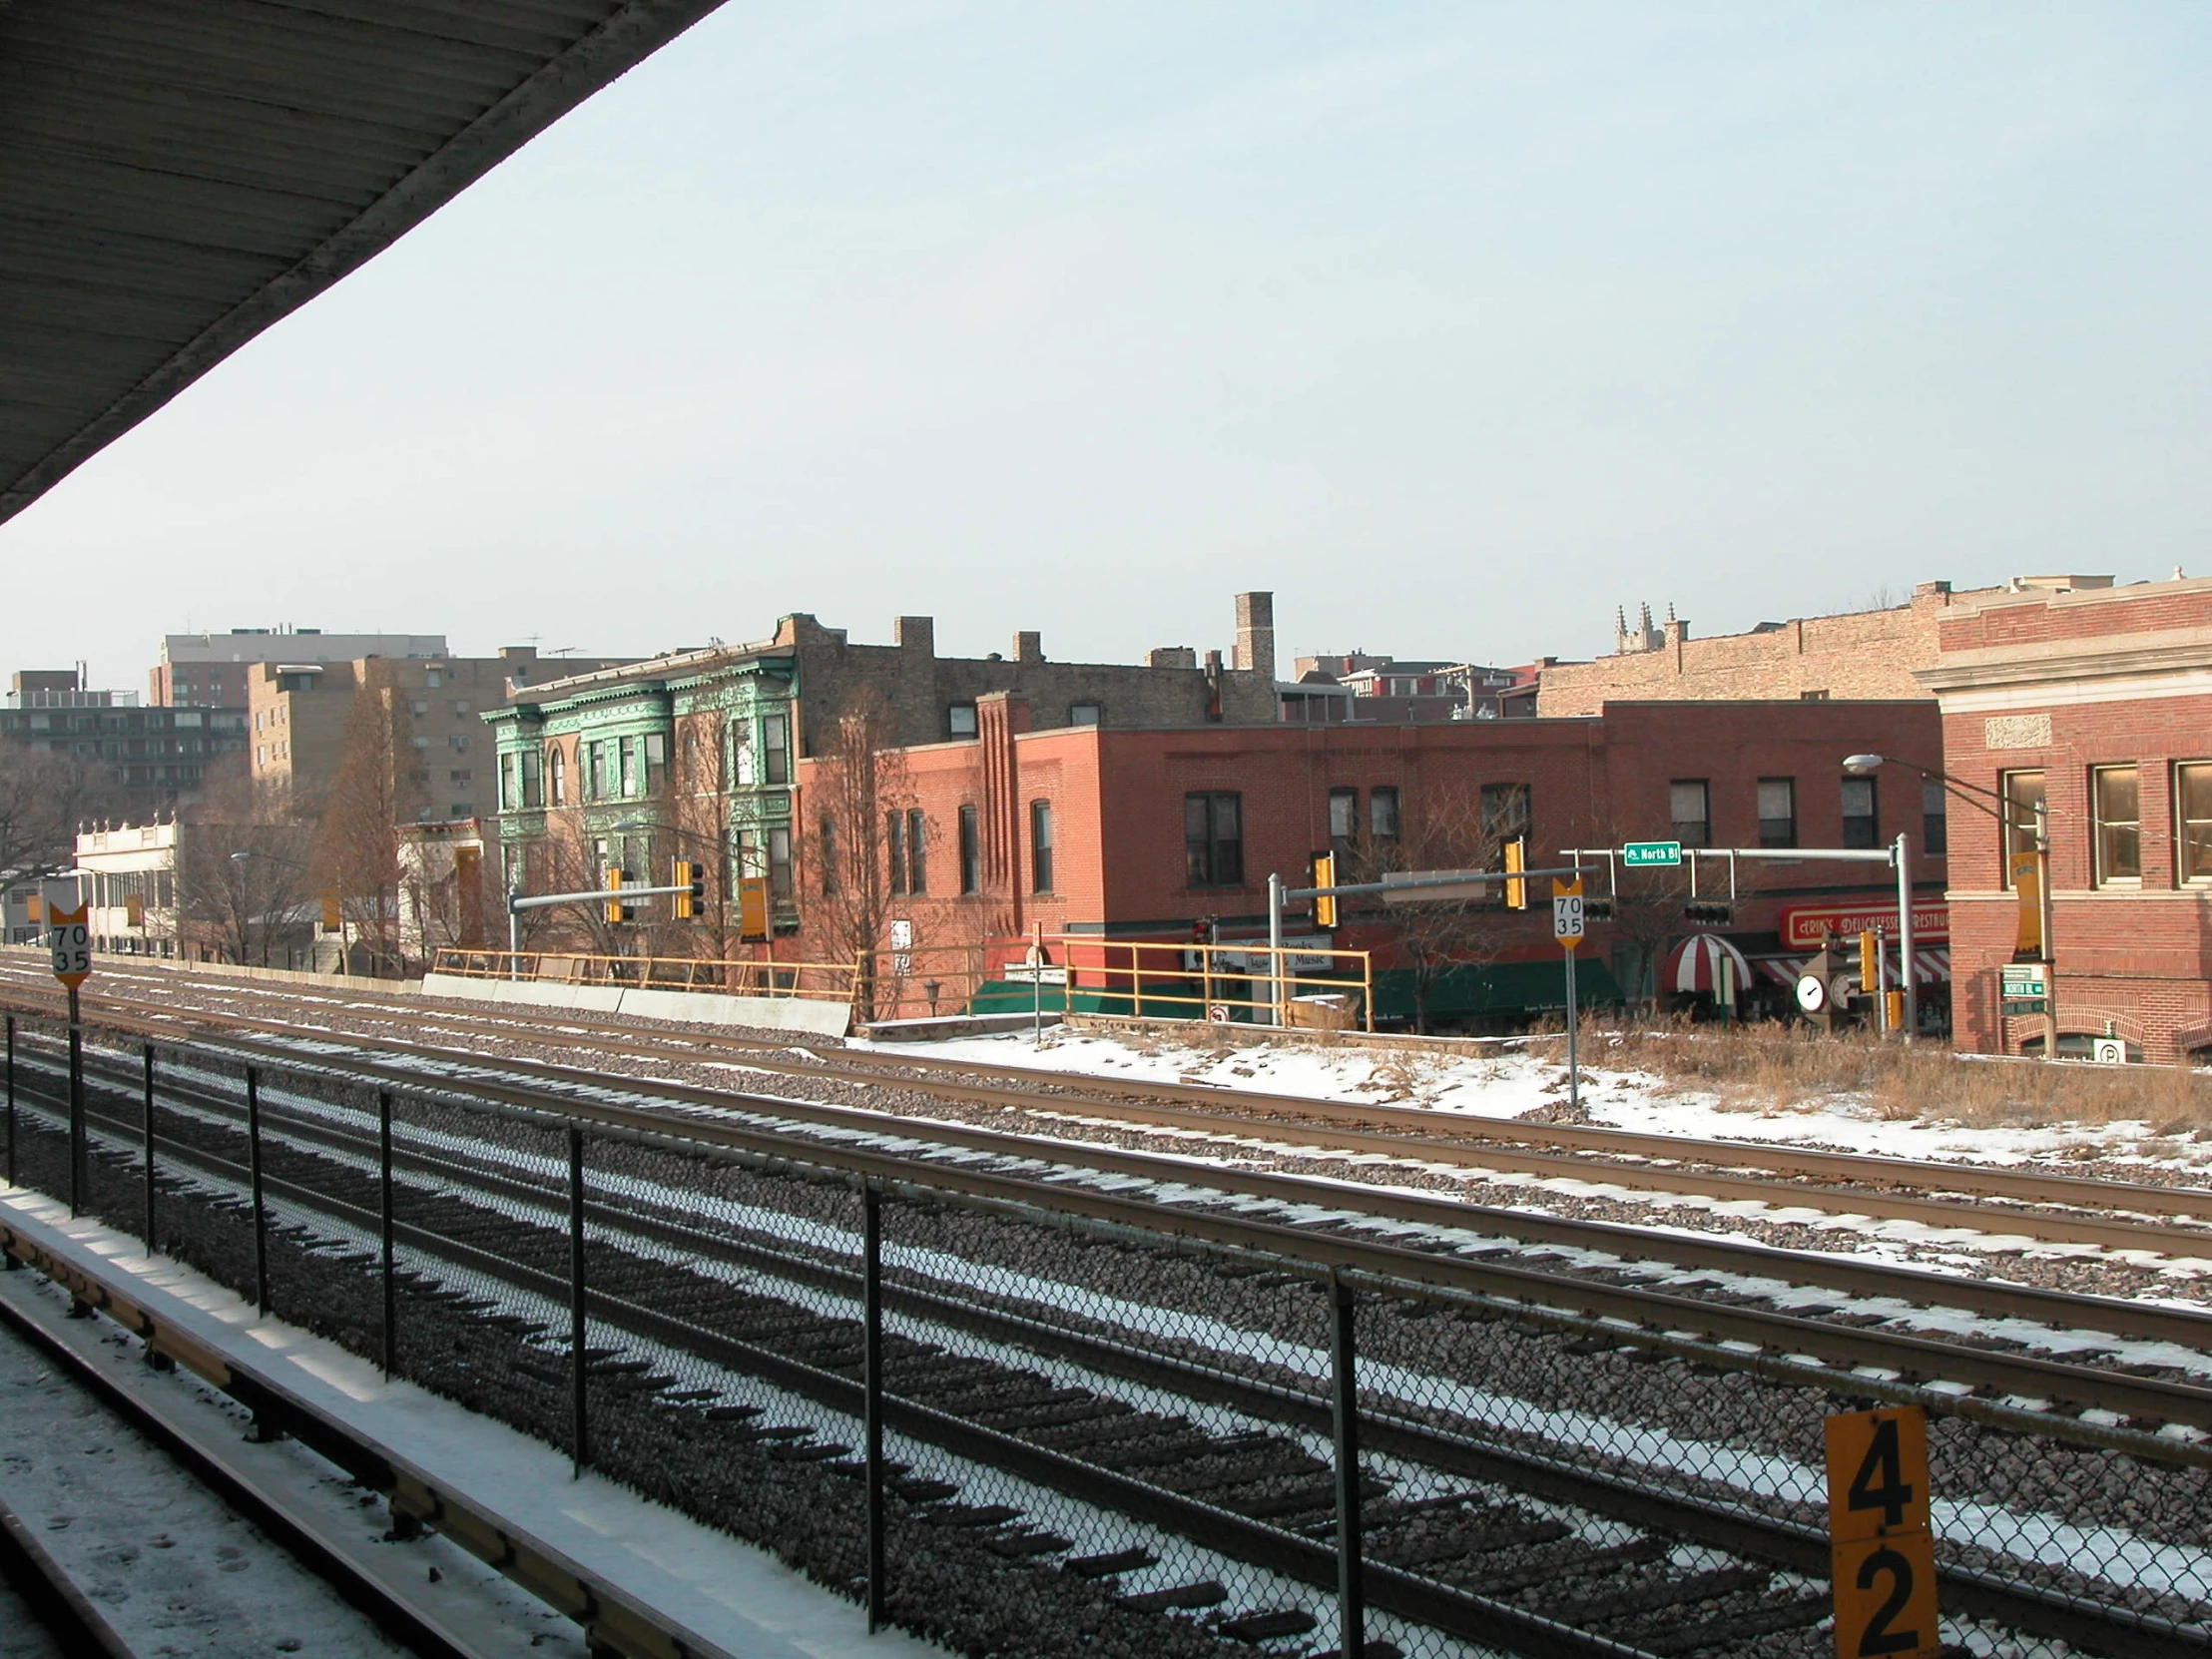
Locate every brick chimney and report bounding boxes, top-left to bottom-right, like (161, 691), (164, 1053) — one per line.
(893, 616), (934, 656)
(1233, 592), (1275, 682)
(1012, 631), (1043, 663)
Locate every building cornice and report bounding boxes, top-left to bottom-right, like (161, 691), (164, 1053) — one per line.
(1916, 629), (2212, 694)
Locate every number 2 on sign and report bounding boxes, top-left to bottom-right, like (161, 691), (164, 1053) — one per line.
(1832, 1532), (1938, 1658)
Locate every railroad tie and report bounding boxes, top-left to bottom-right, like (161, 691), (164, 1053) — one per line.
(1121, 1579), (1227, 1613)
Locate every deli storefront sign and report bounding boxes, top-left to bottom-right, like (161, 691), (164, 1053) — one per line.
(1778, 902), (1948, 950)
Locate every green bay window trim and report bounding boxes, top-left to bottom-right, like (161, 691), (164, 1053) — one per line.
(1030, 800), (1054, 893)
(1184, 792), (1244, 887)
(1840, 776), (1879, 849)
(1756, 778), (1796, 848)
(768, 827), (793, 900)
(2177, 763), (2212, 884)
(2000, 771), (2046, 888)
(763, 715), (789, 786)
(958, 804), (981, 894)
(2091, 765), (2141, 886)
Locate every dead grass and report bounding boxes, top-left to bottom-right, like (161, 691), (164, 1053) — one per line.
(1544, 1017), (2212, 1131)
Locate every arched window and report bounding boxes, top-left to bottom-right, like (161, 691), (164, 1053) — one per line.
(548, 746), (567, 806)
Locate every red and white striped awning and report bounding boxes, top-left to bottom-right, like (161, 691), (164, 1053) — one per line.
(1664, 933), (1754, 993)
(1753, 949), (1950, 986)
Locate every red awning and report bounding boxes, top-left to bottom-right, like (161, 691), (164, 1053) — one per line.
(1664, 932), (1754, 993)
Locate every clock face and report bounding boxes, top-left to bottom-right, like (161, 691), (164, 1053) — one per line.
(1795, 973), (1828, 1014)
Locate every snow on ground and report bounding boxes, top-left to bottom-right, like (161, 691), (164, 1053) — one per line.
(853, 1027), (2211, 1173)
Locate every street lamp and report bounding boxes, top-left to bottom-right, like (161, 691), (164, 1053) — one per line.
(1844, 753), (2056, 1059)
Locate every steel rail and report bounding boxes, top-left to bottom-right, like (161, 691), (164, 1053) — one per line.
(12, 1074), (2196, 1659)
(10, 975), (2212, 1251)
(19, 1026), (2212, 1461)
(35, 1027), (2212, 1359)
(0, 1105), (1661, 1659)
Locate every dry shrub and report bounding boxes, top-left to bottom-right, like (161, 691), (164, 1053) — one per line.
(1578, 1017), (2212, 1130)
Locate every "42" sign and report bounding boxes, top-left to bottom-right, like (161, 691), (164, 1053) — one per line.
(1824, 1406), (1938, 1658)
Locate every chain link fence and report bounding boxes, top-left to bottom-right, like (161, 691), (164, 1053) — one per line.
(2, 1008), (2205, 1659)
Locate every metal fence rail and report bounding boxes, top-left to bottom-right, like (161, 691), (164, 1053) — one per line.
(2, 1009), (2204, 1659)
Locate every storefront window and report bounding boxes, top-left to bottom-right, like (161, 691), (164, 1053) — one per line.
(2178, 763), (2212, 884)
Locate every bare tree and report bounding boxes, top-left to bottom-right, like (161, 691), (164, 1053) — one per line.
(313, 675), (421, 973)
(0, 741), (120, 873)
(1604, 865), (1694, 1011)
(1348, 781), (1534, 1034)
(804, 688), (910, 1018)
(177, 775), (316, 965)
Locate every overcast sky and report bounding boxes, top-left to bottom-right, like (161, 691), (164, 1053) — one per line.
(7, 2), (2209, 693)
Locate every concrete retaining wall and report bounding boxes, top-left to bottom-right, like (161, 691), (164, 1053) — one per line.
(420, 972), (851, 1037)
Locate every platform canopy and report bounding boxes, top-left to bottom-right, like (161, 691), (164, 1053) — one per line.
(0, 0), (727, 527)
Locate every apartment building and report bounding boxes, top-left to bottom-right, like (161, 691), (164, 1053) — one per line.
(249, 646), (623, 821)
(154, 628), (447, 707)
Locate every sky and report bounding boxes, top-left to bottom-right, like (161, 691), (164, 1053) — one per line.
(6, 1), (2209, 692)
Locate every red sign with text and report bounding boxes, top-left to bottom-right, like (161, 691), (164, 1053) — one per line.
(1778, 902), (1948, 950)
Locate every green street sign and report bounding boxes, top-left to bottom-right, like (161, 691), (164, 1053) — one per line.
(1621, 840), (1684, 868)
(1999, 962), (2048, 1015)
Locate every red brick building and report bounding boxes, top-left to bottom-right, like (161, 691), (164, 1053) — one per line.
(1920, 576), (2212, 1063)
(797, 697), (1946, 1025)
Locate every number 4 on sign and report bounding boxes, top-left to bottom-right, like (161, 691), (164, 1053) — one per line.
(1825, 1407), (1938, 1658)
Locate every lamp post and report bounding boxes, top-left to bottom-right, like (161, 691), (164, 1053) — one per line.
(1844, 754), (2055, 1060)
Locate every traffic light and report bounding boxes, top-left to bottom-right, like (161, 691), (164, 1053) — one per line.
(1310, 852), (1338, 929)
(604, 867), (625, 924)
(1683, 899), (1735, 924)
(672, 859), (703, 920)
(1859, 929), (1880, 994)
(1503, 836), (1527, 910)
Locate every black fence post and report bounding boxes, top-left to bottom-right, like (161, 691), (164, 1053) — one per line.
(142, 1043), (156, 1248)
(568, 1123), (587, 1479)
(863, 1184), (885, 1633)
(378, 1090), (396, 1378)
(4, 1012), (15, 1191)
(1333, 1274), (1365, 1659)
(67, 985), (84, 1216)
(247, 1067), (269, 1317)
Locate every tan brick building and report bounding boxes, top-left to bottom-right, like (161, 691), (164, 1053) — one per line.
(249, 646), (623, 820)
(1536, 581), (2012, 716)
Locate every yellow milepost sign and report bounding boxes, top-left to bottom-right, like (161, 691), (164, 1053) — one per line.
(1551, 876), (1584, 950)
(1825, 1406), (1939, 1659)
(49, 901), (92, 990)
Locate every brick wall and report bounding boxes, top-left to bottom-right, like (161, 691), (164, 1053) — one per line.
(799, 700), (1946, 967)
(1926, 576), (2212, 1062)
(1536, 583), (1997, 716)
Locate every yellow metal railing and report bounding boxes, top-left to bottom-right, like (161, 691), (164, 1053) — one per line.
(858, 934), (1374, 1030)
(429, 947), (860, 1004)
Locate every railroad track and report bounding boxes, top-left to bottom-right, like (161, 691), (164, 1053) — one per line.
(5, 1020), (2208, 1658)
(14, 1010), (2212, 1446)
(7, 965), (2212, 1265)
